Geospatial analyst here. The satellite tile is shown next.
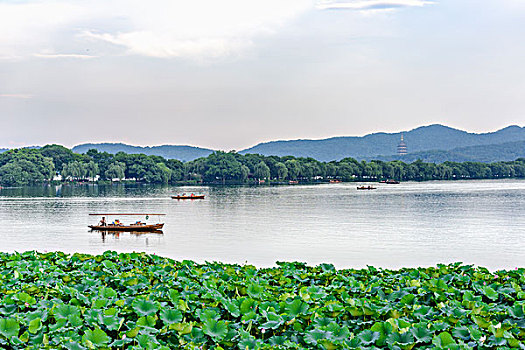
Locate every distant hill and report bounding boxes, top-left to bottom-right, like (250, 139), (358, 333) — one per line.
(72, 143), (214, 162)
(239, 125), (525, 161)
(366, 140), (525, 163)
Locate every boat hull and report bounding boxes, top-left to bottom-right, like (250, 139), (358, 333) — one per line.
(89, 223), (164, 231)
(171, 195), (205, 200)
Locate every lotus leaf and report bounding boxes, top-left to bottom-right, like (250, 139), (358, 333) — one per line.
(0, 318), (19, 338)
(202, 319), (228, 340)
(82, 328), (110, 347)
(133, 299), (158, 317)
(0, 252), (523, 349)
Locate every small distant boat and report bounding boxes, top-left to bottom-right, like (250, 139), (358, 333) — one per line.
(357, 185), (376, 190)
(289, 180), (299, 185)
(329, 180), (342, 183)
(380, 179), (400, 184)
(171, 194), (205, 200)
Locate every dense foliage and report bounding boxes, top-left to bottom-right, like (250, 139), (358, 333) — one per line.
(0, 251), (523, 349)
(1, 145), (525, 186)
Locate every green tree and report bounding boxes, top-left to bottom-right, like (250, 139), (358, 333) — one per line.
(275, 162), (288, 180)
(254, 161), (271, 181)
(105, 162), (126, 181)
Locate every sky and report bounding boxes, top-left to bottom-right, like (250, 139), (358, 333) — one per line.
(1, 0), (525, 150)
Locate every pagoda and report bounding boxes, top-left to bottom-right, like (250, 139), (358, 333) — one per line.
(397, 134), (407, 155)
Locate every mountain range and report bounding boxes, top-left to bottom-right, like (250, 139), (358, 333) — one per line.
(69, 124), (525, 163)
(71, 143), (214, 162)
(239, 124), (525, 161)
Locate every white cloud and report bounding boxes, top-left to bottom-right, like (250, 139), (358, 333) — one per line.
(316, 0), (434, 10)
(0, 0), (312, 60)
(0, 94), (33, 99)
(33, 53), (98, 59)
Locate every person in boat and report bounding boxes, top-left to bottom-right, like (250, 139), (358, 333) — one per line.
(99, 217), (107, 226)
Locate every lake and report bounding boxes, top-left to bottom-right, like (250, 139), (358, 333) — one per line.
(0, 179), (524, 270)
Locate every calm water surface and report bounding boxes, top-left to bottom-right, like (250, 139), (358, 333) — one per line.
(1, 180), (524, 270)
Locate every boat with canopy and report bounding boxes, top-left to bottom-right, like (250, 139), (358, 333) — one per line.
(88, 213), (165, 232)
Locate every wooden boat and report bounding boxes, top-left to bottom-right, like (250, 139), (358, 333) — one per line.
(89, 223), (164, 231)
(380, 179), (400, 184)
(171, 194), (205, 200)
(357, 185), (376, 190)
(88, 213), (165, 232)
(99, 229), (164, 235)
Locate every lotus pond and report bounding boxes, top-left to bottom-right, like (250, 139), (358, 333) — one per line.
(0, 252), (524, 349)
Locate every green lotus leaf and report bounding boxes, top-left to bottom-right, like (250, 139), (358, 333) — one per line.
(313, 317), (333, 327)
(241, 310), (257, 323)
(203, 319), (228, 340)
(452, 326), (470, 340)
(54, 304), (80, 320)
(0, 318), (20, 338)
(387, 331), (415, 350)
(430, 322), (450, 332)
(307, 286), (327, 300)
(159, 308), (182, 325)
(471, 316), (491, 329)
(304, 329), (328, 346)
(110, 337), (133, 347)
(326, 323), (350, 342)
(101, 313), (122, 331)
(28, 317), (42, 334)
(247, 284), (264, 299)
(508, 304), (524, 318)
(136, 315), (157, 330)
(82, 328), (110, 348)
(63, 341), (87, 350)
(411, 327), (432, 344)
(371, 321), (394, 345)
(400, 293), (416, 306)
(169, 322), (193, 335)
(261, 312), (283, 330)
(284, 299), (309, 318)
(223, 300), (240, 317)
(240, 298), (257, 314)
(169, 289), (180, 304)
(132, 298), (158, 316)
(99, 287), (117, 299)
(432, 331), (456, 347)
(15, 292), (36, 306)
(358, 330), (380, 346)
(486, 335), (507, 347)
(269, 335), (286, 346)
(136, 333), (159, 347)
(237, 337), (259, 350)
(482, 286), (499, 301)
(101, 260), (116, 270)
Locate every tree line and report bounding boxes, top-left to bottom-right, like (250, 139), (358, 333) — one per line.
(1, 144), (524, 186)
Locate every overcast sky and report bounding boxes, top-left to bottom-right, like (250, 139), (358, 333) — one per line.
(1, 0), (525, 150)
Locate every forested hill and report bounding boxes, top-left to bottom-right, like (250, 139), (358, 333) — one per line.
(240, 125), (525, 161)
(367, 140), (525, 163)
(72, 143), (214, 162)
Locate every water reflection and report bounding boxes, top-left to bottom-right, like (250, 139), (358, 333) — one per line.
(96, 230), (164, 242)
